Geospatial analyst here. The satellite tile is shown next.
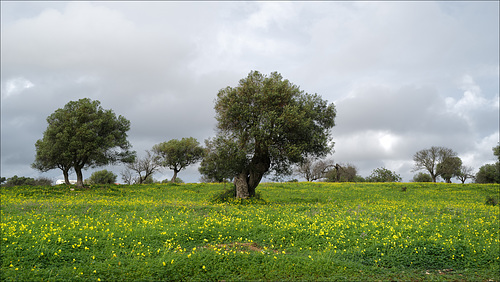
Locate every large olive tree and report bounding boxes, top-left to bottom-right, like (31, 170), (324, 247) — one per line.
(206, 71), (336, 198)
(33, 98), (135, 187)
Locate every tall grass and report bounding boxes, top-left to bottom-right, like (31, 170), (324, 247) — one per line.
(1, 182), (499, 281)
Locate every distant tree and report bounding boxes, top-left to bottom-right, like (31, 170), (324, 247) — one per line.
(120, 168), (135, 185)
(153, 137), (204, 183)
(207, 71), (336, 198)
(413, 146), (457, 182)
(2, 175), (51, 187)
(456, 165), (475, 184)
(34, 98), (135, 188)
(436, 156), (462, 183)
(1, 177), (6, 184)
(412, 172), (433, 182)
(88, 170), (117, 184)
(366, 167), (402, 182)
(324, 163), (359, 182)
(124, 150), (161, 184)
(295, 157), (334, 181)
(475, 164), (500, 184)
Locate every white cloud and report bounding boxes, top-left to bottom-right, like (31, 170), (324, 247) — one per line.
(2, 77), (34, 98)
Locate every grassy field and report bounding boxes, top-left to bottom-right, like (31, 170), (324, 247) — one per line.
(1, 182), (499, 281)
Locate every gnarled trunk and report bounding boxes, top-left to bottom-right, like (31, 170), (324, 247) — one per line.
(234, 153), (270, 198)
(234, 172), (250, 198)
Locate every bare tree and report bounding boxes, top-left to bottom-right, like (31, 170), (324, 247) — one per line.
(121, 168), (134, 185)
(413, 146), (457, 182)
(125, 150), (161, 184)
(456, 165), (475, 184)
(296, 157), (334, 181)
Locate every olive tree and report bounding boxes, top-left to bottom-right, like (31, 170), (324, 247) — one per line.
(436, 156), (462, 183)
(33, 98), (136, 187)
(206, 71), (336, 198)
(153, 137), (204, 183)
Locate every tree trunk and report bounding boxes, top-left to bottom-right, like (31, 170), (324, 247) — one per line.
(63, 169), (70, 185)
(171, 169), (179, 183)
(75, 166), (85, 188)
(234, 153), (270, 198)
(430, 172), (437, 183)
(234, 172), (250, 198)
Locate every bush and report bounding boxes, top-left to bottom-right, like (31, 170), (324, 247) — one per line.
(485, 196), (498, 206)
(161, 177), (184, 184)
(34, 177), (53, 186)
(1, 175), (53, 187)
(209, 185), (265, 204)
(412, 172), (433, 182)
(88, 170), (117, 185)
(366, 167), (402, 182)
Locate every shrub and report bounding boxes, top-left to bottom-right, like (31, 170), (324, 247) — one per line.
(88, 170), (117, 184)
(366, 167), (402, 182)
(412, 172), (433, 182)
(1, 175), (53, 187)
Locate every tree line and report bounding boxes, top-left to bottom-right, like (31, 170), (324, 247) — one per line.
(8, 71), (497, 193)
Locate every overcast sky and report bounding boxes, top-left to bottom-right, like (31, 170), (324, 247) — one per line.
(1, 1), (499, 183)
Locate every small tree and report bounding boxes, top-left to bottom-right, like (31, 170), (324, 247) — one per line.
(324, 163), (359, 182)
(412, 172), (433, 182)
(366, 167), (402, 182)
(124, 150), (161, 184)
(153, 137), (204, 183)
(88, 170), (117, 184)
(436, 156), (462, 183)
(456, 165), (475, 184)
(413, 146), (457, 182)
(295, 157), (334, 181)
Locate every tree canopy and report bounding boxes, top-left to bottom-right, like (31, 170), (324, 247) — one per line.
(205, 71), (336, 198)
(153, 137), (204, 183)
(436, 156), (462, 183)
(33, 98), (135, 187)
(366, 167), (402, 182)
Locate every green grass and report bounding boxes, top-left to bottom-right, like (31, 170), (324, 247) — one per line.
(1, 182), (499, 281)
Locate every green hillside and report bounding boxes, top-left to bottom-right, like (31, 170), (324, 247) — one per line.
(1, 182), (499, 281)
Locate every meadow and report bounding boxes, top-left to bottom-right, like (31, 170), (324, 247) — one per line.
(1, 182), (499, 281)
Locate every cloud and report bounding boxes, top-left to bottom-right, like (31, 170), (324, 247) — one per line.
(1, 1), (498, 184)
